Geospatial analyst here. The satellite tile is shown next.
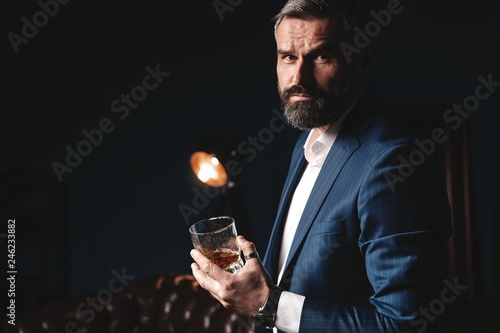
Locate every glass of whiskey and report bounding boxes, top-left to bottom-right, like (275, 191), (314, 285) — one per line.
(189, 216), (244, 273)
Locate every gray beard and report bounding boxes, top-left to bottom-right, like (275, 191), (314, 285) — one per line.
(280, 83), (351, 130)
(283, 99), (336, 130)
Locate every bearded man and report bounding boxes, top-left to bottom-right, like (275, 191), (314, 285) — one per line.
(190, 1), (452, 332)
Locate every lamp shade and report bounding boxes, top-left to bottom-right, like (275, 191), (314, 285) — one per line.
(190, 151), (228, 187)
(190, 129), (241, 187)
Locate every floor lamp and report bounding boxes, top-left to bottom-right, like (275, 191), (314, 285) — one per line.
(189, 129), (254, 242)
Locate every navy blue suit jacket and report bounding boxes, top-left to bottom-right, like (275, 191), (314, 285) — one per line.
(261, 88), (452, 332)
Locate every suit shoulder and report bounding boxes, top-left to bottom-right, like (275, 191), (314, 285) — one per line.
(348, 103), (419, 152)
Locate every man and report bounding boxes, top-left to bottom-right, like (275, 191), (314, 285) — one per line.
(190, 0), (452, 332)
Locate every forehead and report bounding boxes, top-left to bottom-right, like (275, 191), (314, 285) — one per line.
(275, 17), (342, 49)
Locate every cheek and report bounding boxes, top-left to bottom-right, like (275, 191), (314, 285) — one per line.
(276, 68), (289, 91)
(276, 65), (288, 80)
(317, 66), (347, 93)
(315, 72), (338, 93)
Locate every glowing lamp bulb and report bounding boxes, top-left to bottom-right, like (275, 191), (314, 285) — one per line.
(190, 152), (228, 187)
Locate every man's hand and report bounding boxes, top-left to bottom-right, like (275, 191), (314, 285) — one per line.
(190, 235), (274, 315)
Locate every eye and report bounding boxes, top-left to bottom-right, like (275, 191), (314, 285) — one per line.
(315, 54), (331, 62)
(280, 55), (297, 63)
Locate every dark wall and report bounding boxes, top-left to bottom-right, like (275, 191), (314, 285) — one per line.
(1, 0), (498, 307)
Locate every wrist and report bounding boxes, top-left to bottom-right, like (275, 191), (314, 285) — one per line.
(254, 285), (283, 329)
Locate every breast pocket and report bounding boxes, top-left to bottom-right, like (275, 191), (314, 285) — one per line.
(296, 219), (348, 288)
(309, 218), (346, 236)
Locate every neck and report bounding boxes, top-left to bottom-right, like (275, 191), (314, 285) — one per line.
(314, 124), (330, 136)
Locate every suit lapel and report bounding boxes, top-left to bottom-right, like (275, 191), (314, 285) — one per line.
(279, 134), (361, 281)
(263, 134), (307, 282)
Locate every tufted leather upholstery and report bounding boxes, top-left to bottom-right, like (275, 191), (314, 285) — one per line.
(5, 273), (254, 333)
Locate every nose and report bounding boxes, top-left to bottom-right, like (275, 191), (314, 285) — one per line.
(291, 59), (313, 86)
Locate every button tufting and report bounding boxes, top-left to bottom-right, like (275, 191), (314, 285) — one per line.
(6, 274), (254, 333)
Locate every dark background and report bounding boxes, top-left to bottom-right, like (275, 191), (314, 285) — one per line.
(1, 0), (498, 329)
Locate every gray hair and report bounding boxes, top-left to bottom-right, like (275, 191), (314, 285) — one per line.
(273, 0), (368, 36)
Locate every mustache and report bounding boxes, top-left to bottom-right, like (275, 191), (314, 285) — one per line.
(282, 85), (327, 100)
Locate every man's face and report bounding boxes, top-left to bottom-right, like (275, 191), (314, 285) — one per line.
(276, 17), (358, 130)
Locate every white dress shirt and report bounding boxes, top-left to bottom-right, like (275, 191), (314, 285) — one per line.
(273, 106), (354, 333)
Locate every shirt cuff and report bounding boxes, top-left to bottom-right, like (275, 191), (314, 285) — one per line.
(274, 291), (305, 333)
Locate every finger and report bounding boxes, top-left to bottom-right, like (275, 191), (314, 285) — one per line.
(191, 262), (219, 292)
(237, 236), (261, 263)
(190, 249), (226, 282)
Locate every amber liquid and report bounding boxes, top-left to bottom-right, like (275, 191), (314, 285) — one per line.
(208, 249), (241, 270)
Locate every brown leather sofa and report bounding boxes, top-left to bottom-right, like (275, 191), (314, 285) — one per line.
(4, 273), (254, 333)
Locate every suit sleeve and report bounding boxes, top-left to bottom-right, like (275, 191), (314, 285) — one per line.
(299, 143), (452, 333)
